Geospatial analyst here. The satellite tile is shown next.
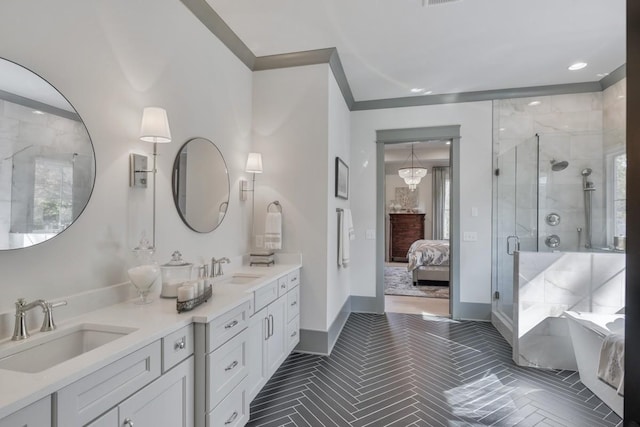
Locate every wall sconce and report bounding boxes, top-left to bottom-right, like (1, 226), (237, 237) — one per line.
(129, 107), (172, 249)
(240, 152), (263, 201)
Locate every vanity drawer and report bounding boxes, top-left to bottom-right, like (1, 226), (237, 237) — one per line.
(207, 328), (248, 411)
(207, 378), (248, 427)
(287, 286), (300, 322)
(56, 341), (161, 427)
(254, 280), (278, 312)
(287, 316), (300, 353)
(162, 324), (194, 372)
(277, 275), (289, 298)
(287, 269), (300, 291)
(208, 301), (250, 353)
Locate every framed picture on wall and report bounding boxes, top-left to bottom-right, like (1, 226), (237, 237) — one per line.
(335, 157), (349, 199)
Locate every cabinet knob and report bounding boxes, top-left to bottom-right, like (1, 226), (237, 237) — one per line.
(291, 331), (297, 337)
(174, 338), (186, 350)
(124, 418), (135, 427)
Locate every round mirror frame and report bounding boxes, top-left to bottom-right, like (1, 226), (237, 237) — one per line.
(0, 57), (97, 251)
(171, 137), (230, 233)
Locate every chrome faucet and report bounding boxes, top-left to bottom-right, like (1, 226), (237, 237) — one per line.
(12, 298), (68, 341)
(211, 257), (230, 277)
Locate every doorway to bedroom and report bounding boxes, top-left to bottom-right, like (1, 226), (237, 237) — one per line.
(383, 140), (451, 317)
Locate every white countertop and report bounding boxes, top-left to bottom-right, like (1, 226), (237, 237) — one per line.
(0, 262), (301, 419)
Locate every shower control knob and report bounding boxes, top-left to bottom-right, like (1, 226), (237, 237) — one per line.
(545, 235), (561, 248)
(545, 213), (561, 226)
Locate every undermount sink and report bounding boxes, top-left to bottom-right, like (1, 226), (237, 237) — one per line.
(0, 323), (137, 373)
(227, 273), (264, 285)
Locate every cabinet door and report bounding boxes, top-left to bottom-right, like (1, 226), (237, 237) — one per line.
(0, 396), (50, 427)
(247, 307), (268, 402)
(266, 296), (287, 378)
(119, 356), (194, 427)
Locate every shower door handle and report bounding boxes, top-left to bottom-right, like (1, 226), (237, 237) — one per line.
(506, 235), (520, 256)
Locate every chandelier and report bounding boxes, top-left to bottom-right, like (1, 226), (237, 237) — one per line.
(398, 145), (427, 191)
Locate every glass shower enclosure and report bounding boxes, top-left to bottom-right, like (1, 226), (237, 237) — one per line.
(492, 136), (538, 335)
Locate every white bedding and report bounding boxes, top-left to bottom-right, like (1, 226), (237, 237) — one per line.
(406, 239), (450, 272)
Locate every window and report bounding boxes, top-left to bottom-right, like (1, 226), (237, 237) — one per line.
(607, 151), (626, 242)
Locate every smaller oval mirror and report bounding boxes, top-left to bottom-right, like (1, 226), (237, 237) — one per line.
(172, 138), (229, 233)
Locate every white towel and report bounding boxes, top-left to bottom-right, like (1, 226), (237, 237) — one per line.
(597, 332), (625, 396)
(264, 212), (282, 250)
(338, 209), (355, 267)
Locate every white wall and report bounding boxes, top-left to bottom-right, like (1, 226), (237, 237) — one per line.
(0, 0), (253, 314)
(350, 102), (493, 304)
(252, 64), (330, 332)
(326, 68), (351, 330)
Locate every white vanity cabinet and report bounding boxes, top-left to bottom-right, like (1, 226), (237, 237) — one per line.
(57, 324), (195, 427)
(0, 396), (51, 427)
(246, 269), (300, 403)
(195, 300), (251, 427)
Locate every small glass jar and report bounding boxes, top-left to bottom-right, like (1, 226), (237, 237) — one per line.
(127, 238), (160, 305)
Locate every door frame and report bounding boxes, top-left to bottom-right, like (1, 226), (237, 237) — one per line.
(375, 125), (461, 318)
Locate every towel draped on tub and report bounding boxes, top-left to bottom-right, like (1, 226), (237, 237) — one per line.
(597, 332), (625, 396)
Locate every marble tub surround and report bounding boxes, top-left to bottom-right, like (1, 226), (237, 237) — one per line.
(0, 258), (301, 419)
(513, 251), (625, 369)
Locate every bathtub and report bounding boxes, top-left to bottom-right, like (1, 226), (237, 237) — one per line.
(565, 311), (624, 416)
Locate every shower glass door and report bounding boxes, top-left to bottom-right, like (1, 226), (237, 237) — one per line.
(493, 137), (538, 328)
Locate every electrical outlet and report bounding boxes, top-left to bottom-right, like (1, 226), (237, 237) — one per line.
(255, 234), (264, 248)
(463, 231), (478, 242)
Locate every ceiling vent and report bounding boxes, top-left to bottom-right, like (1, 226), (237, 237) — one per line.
(422, 0), (461, 6)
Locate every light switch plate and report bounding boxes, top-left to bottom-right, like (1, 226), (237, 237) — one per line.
(471, 207), (479, 217)
(366, 229), (376, 240)
(463, 231), (478, 241)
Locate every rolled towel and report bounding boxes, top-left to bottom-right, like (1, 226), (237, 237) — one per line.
(264, 212), (282, 250)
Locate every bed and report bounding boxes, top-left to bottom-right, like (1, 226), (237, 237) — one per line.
(406, 239), (450, 285)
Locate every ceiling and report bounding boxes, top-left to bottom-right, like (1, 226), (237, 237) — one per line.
(206, 0), (626, 102)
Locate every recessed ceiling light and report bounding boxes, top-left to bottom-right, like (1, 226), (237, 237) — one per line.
(445, 141), (451, 145)
(568, 62), (588, 71)
(422, 90), (433, 95)
(411, 88), (424, 93)
(618, 95), (626, 99)
(528, 101), (541, 106)
(32, 110), (44, 115)
(597, 72), (610, 77)
(499, 128), (506, 132)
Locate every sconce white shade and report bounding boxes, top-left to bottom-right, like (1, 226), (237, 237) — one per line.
(245, 152), (263, 174)
(139, 107), (172, 143)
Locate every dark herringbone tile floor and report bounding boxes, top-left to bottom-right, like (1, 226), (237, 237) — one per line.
(247, 313), (622, 427)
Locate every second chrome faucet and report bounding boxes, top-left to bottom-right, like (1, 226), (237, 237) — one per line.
(211, 257), (230, 277)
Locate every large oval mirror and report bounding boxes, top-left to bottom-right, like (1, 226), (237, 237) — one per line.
(0, 58), (95, 250)
(172, 137), (229, 233)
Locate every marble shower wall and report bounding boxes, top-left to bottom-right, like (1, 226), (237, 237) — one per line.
(513, 251), (625, 369)
(0, 99), (92, 248)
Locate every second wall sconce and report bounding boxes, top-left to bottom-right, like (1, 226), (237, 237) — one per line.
(240, 152), (263, 201)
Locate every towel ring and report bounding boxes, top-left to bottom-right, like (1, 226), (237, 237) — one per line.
(267, 201), (282, 213)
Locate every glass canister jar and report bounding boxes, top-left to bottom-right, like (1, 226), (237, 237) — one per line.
(160, 251), (194, 298)
(127, 237), (160, 305)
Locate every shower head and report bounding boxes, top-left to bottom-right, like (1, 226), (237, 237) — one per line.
(581, 168), (592, 177)
(550, 159), (569, 171)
